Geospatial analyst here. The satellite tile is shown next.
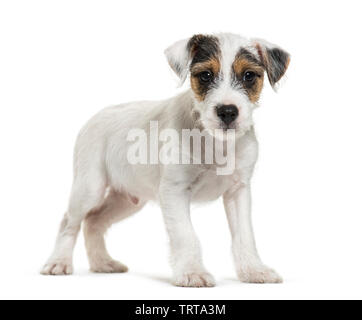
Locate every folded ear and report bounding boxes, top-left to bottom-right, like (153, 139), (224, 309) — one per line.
(165, 34), (220, 86)
(253, 39), (291, 88)
(164, 38), (191, 85)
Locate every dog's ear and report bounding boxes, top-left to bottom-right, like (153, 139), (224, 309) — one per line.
(164, 38), (192, 85)
(253, 39), (290, 89)
(165, 34), (220, 86)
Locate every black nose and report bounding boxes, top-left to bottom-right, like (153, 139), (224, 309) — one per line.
(216, 105), (239, 125)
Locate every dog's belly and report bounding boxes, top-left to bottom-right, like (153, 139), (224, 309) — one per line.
(108, 163), (160, 201)
(109, 162), (235, 203)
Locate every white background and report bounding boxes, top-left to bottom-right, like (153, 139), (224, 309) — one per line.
(1, 0), (362, 300)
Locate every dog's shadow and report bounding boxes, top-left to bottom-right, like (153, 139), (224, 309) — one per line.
(75, 269), (172, 285)
(78, 269), (255, 286)
(131, 272), (172, 285)
(130, 273), (243, 287)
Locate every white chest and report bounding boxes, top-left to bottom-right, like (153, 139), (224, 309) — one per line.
(191, 168), (238, 202)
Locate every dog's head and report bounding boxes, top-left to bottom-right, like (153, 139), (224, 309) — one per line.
(165, 33), (290, 136)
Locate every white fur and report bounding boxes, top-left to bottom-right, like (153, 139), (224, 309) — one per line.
(41, 33), (287, 286)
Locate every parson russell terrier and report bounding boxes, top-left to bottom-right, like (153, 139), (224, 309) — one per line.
(41, 33), (290, 287)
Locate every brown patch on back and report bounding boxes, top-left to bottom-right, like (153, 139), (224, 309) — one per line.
(233, 55), (265, 103)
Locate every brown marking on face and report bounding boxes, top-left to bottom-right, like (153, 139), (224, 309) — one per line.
(190, 58), (221, 101)
(233, 54), (265, 103)
(187, 35), (221, 102)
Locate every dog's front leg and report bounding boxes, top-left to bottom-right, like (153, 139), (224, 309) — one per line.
(159, 175), (215, 287)
(223, 180), (283, 283)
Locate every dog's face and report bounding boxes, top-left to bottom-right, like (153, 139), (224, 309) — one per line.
(165, 33), (290, 136)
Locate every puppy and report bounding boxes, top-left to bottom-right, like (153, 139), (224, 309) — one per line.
(41, 33), (290, 287)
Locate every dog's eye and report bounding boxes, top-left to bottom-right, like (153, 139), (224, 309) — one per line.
(243, 71), (256, 83)
(199, 71), (213, 83)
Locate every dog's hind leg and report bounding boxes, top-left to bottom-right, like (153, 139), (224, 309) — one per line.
(83, 189), (146, 273)
(41, 173), (107, 275)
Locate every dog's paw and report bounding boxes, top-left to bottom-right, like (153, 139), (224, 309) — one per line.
(90, 259), (128, 273)
(237, 264), (283, 283)
(41, 259), (73, 276)
(173, 272), (216, 288)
